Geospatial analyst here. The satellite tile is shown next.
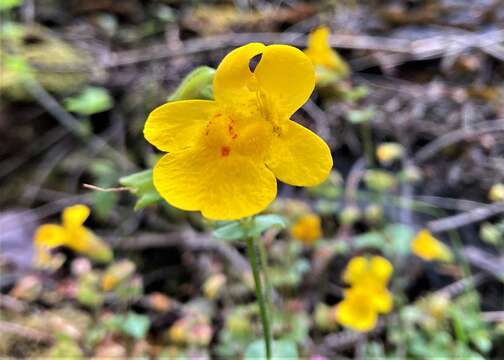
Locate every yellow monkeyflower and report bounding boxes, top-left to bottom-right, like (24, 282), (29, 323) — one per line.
(335, 286), (390, 332)
(411, 229), (453, 262)
(343, 255), (393, 289)
(336, 255), (393, 332)
(144, 43), (332, 220)
(34, 204), (113, 263)
(304, 26), (349, 83)
(290, 213), (322, 245)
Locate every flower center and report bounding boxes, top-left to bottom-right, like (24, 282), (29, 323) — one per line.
(200, 111), (274, 160)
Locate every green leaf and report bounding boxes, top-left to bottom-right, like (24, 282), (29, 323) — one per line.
(213, 215), (286, 241)
(5, 54), (34, 78)
(121, 312), (150, 339)
(247, 214), (286, 238)
(168, 66), (215, 101)
(364, 169), (397, 192)
(0, 0), (22, 11)
(119, 169), (162, 210)
(341, 85), (369, 102)
(213, 222), (246, 241)
(346, 107), (374, 124)
(384, 223), (415, 255)
(354, 231), (386, 250)
(244, 339), (298, 360)
(64, 86), (113, 116)
(90, 159), (119, 220)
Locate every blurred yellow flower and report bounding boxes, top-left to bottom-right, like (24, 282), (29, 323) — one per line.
(290, 213), (322, 245)
(336, 287), (381, 332)
(144, 43), (332, 220)
(489, 183), (504, 202)
(34, 204), (113, 263)
(343, 255), (393, 289)
(304, 26), (349, 83)
(336, 255), (394, 332)
(376, 142), (404, 165)
(411, 229), (453, 262)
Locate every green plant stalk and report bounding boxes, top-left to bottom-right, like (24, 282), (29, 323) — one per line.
(258, 238), (273, 322)
(360, 122), (375, 167)
(246, 236), (272, 360)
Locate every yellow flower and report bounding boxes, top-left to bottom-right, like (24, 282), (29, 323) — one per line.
(335, 287), (382, 332)
(343, 255), (393, 289)
(336, 255), (393, 331)
(144, 43), (332, 220)
(411, 229), (453, 262)
(34, 204), (113, 263)
(489, 183), (504, 202)
(290, 213), (322, 245)
(304, 26), (349, 82)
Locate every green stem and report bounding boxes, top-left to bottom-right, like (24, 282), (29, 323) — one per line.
(360, 122), (374, 167)
(258, 238), (273, 320)
(246, 236), (272, 360)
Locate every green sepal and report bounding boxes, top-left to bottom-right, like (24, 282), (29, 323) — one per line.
(119, 169), (162, 210)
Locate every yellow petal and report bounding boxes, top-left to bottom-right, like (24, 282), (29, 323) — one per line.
(66, 228), (113, 263)
(213, 42), (266, 107)
(144, 100), (218, 152)
(266, 120), (332, 186)
(307, 26), (331, 54)
(62, 204), (90, 228)
(153, 148), (277, 220)
(411, 229), (453, 262)
(336, 288), (378, 332)
(34, 224), (67, 248)
(373, 288), (393, 314)
(305, 26), (349, 75)
(290, 213), (322, 245)
(343, 256), (367, 285)
(369, 256), (393, 285)
(254, 45), (315, 117)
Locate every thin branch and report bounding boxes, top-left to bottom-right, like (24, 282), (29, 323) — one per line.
(413, 119), (504, 164)
(23, 78), (137, 170)
(104, 30), (504, 68)
(428, 201), (504, 233)
(462, 246), (504, 278)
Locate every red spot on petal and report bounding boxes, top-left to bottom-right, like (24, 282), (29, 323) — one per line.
(221, 146), (231, 157)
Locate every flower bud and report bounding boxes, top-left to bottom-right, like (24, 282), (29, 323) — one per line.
(489, 183), (504, 202)
(339, 206), (361, 225)
(480, 222), (502, 246)
(203, 273), (226, 300)
(364, 204), (384, 225)
(376, 143), (403, 165)
(364, 170), (397, 192)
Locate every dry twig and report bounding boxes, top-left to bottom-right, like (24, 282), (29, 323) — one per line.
(428, 201), (504, 233)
